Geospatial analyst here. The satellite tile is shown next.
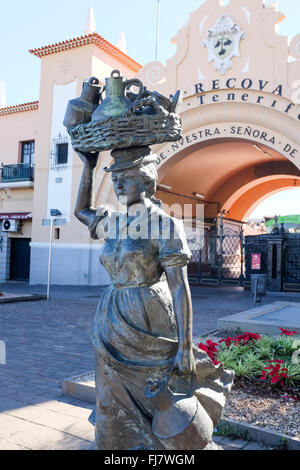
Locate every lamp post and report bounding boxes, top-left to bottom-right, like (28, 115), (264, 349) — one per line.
(47, 209), (62, 299)
(155, 0), (161, 61)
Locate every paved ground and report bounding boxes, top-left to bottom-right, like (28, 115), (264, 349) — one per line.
(1, 282), (298, 450)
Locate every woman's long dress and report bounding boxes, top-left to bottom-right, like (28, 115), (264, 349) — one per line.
(88, 200), (233, 450)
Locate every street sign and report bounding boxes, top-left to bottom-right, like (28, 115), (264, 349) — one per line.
(42, 218), (67, 226)
(50, 209), (62, 217)
(251, 253), (261, 270)
(54, 219), (66, 226)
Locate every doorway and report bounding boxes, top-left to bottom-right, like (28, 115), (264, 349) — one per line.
(9, 238), (31, 281)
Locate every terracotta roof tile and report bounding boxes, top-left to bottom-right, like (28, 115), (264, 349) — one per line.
(29, 33), (142, 72)
(0, 101), (39, 116)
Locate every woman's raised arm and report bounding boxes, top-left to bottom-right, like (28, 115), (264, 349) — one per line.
(74, 151), (99, 227)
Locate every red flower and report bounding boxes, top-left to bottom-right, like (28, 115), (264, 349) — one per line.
(260, 370), (267, 381)
(237, 332), (261, 345)
(198, 340), (219, 365)
(206, 339), (219, 351)
(219, 337), (235, 347)
(198, 343), (209, 353)
(247, 332), (262, 341)
(219, 332), (261, 347)
(279, 328), (298, 337)
(260, 359), (290, 389)
(270, 376), (280, 384)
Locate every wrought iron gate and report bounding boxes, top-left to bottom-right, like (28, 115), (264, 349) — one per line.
(282, 234), (300, 291)
(187, 220), (247, 286)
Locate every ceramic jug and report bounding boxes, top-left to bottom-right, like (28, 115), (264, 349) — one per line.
(145, 375), (213, 450)
(91, 69), (144, 122)
(63, 77), (102, 128)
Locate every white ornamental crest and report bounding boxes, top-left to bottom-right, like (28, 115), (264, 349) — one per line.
(202, 15), (247, 75)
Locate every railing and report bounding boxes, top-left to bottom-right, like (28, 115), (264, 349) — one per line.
(1, 163), (34, 183)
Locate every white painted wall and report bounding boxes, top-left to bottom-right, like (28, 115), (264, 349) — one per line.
(30, 242), (111, 286)
(47, 80), (77, 221)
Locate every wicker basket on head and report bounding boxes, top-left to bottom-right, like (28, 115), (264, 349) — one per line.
(67, 97), (182, 152)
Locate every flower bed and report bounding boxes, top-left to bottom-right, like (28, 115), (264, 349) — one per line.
(197, 328), (300, 438)
(222, 377), (300, 438)
(198, 328), (300, 393)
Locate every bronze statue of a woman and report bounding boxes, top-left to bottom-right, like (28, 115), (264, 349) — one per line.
(74, 145), (233, 450)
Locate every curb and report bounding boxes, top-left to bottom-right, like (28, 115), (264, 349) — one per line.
(61, 372), (96, 404)
(217, 418), (300, 450)
(0, 294), (47, 303)
(216, 301), (300, 336)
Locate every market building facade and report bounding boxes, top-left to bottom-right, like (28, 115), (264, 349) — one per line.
(0, 0), (300, 287)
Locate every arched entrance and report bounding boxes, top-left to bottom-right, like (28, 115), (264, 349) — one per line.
(155, 125), (300, 216)
(154, 134), (300, 288)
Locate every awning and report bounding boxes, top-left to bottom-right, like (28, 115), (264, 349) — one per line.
(0, 213), (32, 220)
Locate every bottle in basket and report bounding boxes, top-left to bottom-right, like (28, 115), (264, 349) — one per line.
(63, 77), (102, 128)
(92, 69), (144, 123)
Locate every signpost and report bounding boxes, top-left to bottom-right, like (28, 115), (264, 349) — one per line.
(42, 211), (66, 299)
(250, 253), (265, 307)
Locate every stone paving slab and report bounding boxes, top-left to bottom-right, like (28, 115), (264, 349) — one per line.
(0, 397), (36, 414)
(0, 414), (30, 439)
(0, 392), (95, 450)
(4, 403), (90, 435)
(7, 421), (93, 450)
(0, 439), (30, 450)
(33, 397), (93, 420)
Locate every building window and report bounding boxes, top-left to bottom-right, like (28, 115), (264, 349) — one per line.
(21, 141), (35, 165)
(50, 135), (69, 168)
(56, 143), (68, 165)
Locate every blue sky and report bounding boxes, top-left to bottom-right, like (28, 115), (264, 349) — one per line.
(0, 0), (299, 218)
(250, 188), (300, 219)
(1, 0), (299, 106)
